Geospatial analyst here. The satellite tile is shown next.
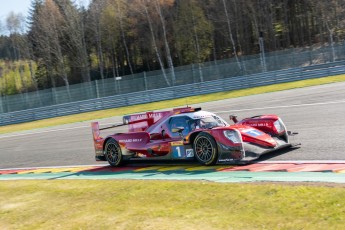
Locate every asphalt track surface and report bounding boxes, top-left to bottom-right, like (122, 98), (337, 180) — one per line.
(1, 81), (345, 169)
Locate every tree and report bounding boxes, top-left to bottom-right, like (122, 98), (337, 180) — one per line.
(221, 0), (241, 70)
(55, 0), (91, 82)
(87, 0), (106, 79)
(174, 0), (213, 81)
(313, 0), (345, 61)
(6, 12), (30, 93)
(29, 0), (69, 89)
(27, 0), (49, 89)
(2, 0), (345, 98)
(99, 0), (134, 76)
(6, 12), (26, 60)
(135, 0), (171, 86)
(153, 0), (176, 85)
(98, 0), (122, 78)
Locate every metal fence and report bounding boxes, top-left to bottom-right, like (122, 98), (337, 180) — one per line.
(1, 43), (345, 114)
(1, 43), (345, 125)
(1, 61), (345, 126)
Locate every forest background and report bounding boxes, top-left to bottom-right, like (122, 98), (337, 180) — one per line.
(0, 0), (344, 97)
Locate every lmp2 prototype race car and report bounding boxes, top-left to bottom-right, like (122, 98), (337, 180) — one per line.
(91, 107), (298, 166)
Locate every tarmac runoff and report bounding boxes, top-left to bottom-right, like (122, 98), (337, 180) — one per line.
(1, 162), (345, 183)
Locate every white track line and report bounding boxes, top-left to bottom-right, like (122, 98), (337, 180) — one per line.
(0, 122), (120, 139)
(213, 99), (345, 113)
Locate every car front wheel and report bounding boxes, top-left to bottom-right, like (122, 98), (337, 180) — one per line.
(193, 132), (218, 165)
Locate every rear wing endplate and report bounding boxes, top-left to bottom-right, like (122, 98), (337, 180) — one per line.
(91, 122), (101, 141)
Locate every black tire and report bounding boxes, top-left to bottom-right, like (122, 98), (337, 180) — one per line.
(193, 132), (218, 165)
(104, 139), (123, 167)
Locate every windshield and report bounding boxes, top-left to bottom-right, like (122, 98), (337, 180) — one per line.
(193, 115), (227, 129)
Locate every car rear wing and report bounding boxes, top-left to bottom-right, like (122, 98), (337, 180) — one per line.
(90, 112), (165, 140)
(91, 121), (128, 141)
(123, 111), (172, 132)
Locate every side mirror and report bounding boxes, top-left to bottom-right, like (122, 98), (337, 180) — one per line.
(229, 115), (238, 123)
(161, 130), (166, 140)
(287, 131), (299, 136)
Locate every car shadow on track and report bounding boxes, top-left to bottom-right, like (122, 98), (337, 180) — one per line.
(48, 161), (223, 180)
(254, 146), (301, 163)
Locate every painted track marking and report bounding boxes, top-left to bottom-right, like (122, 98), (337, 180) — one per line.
(1, 163), (345, 175)
(214, 99), (345, 113)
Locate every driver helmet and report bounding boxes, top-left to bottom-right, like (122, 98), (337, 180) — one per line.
(173, 120), (185, 128)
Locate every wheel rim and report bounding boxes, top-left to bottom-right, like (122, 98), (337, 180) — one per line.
(195, 137), (213, 162)
(106, 142), (120, 164)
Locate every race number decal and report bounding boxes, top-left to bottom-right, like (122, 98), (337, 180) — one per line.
(171, 142), (194, 159)
(172, 146), (186, 158)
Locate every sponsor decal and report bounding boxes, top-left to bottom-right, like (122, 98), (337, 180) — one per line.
(129, 112), (168, 122)
(186, 149), (194, 157)
(244, 129), (264, 137)
(249, 122), (270, 127)
(130, 114), (148, 121)
(218, 159), (235, 162)
(192, 111), (212, 119)
(171, 141), (184, 146)
(119, 139), (143, 143)
(148, 112), (165, 120)
(95, 150), (103, 155)
(171, 146), (194, 158)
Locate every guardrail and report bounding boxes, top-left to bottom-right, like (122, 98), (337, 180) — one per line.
(1, 62), (344, 126)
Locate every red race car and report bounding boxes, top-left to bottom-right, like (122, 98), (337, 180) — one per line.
(91, 107), (298, 166)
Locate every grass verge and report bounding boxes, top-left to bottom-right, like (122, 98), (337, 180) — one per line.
(1, 74), (345, 135)
(0, 180), (344, 229)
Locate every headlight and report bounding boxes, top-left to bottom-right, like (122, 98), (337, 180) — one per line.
(273, 119), (284, 133)
(223, 130), (241, 144)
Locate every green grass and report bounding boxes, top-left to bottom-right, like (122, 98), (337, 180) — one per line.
(0, 180), (344, 229)
(1, 74), (345, 135)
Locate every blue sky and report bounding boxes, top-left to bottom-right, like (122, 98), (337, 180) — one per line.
(0, 0), (90, 34)
(0, 0), (32, 20)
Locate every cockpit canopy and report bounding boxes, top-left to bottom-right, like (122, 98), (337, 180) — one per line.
(169, 111), (228, 136)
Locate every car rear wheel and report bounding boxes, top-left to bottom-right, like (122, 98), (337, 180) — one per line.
(104, 139), (123, 167)
(193, 132), (218, 165)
